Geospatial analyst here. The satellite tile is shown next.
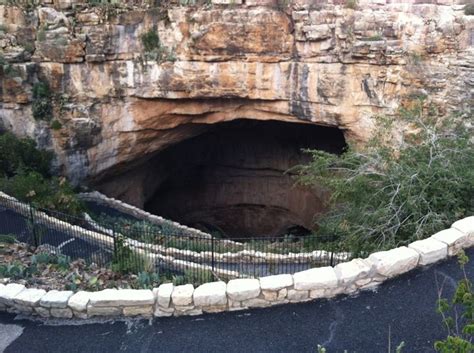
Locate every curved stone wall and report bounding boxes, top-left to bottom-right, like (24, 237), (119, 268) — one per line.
(1, 215), (472, 319)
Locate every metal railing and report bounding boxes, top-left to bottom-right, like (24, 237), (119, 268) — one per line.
(0, 194), (351, 285)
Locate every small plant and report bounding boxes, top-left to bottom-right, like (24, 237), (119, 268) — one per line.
(465, 4), (474, 16)
(140, 29), (175, 63)
(50, 120), (62, 130)
(32, 81), (53, 121)
(362, 34), (383, 41)
(0, 261), (31, 280)
(0, 234), (16, 244)
(183, 268), (214, 286)
(344, 0), (358, 10)
(435, 251), (474, 352)
(37, 26), (47, 42)
(141, 30), (160, 53)
(135, 271), (160, 289)
(407, 51), (423, 65)
(23, 42), (35, 54)
(112, 236), (149, 274)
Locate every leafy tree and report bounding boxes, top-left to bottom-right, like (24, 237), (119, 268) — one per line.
(296, 100), (473, 254)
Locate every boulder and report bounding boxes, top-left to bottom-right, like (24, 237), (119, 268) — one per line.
(259, 274), (293, 291)
(226, 279), (260, 301)
(0, 283), (25, 305)
(13, 288), (46, 307)
(171, 285), (194, 306)
(67, 291), (90, 312)
(40, 290), (74, 308)
(193, 282), (227, 307)
(408, 238), (448, 265)
(293, 267), (338, 291)
(431, 228), (472, 255)
(89, 289), (154, 307)
(368, 247), (419, 278)
(154, 283), (174, 308)
(334, 258), (372, 285)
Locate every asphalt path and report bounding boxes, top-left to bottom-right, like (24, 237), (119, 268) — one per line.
(1, 247), (472, 353)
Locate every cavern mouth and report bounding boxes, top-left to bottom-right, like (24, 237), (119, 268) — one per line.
(142, 119), (347, 239)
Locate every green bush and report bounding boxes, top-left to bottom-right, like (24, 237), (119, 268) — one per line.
(0, 171), (84, 216)
(465, 4), (474, 16)
(50, 120), (62, 130)
(32, 81), (53, 121)
(111, 236), (149, 274)
(0, 132), (52, 178)
(141, 30), (160, 53)
(435, 251), (474, 352)
(296, 100), (473, 255)
(345, 0), (358, 10)
(0, 234), (16, 244)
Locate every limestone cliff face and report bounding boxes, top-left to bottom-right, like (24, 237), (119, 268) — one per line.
(0, 0), (473, 223)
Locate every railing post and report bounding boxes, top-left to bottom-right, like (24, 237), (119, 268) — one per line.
(29, 203), (38, 248)
(330, 246), (335, 267)
(112, 223), (117, 260)
(211, 236), (215, 275)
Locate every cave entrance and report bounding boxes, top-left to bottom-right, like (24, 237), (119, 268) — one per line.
(143, 119), (346, 239)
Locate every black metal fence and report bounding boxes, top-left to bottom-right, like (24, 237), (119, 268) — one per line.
(0, 195), (351, 284)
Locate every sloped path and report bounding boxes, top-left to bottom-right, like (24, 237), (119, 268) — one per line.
(1, 248), (472, 353)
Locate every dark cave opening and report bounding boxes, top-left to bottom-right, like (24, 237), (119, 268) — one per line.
(143, 119), (347, 239)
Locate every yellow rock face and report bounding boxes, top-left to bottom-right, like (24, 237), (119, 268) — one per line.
(0, 1), (472, 185)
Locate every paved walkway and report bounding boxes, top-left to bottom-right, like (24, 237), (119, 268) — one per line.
(1, 247), (472, 353)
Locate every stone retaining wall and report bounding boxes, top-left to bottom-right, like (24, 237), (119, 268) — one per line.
(80, 191), (351, 265)
(79, 191), (214, 240)
(1, 216), (472, 320)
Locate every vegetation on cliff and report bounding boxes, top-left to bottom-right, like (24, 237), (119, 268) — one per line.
(296, 100), (474, 255)
(0, 132), (83, 215)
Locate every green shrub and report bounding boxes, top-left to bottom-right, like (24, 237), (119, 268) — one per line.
(345, 0), (358, 10)
(0, 132), (52, 178)
(135, 271), (160, 289)
(435, 251), (474, 352)
(37, 27), (46, 42)
(32, 81), (53, 121)
(141, 30), (160, 52)
(111, 236), (149, 274)
(0, 171), (84, 216)
(296, 100), (473, 255)
(50, 120), (62, 130)
(0, 261), (31, 280)
(0, 234), (16, 244)
(362, 34), (383, 41)
(465, 4), (474, 16)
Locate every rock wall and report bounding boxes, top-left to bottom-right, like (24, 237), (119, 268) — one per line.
(1, 0), (472, 182)
(1, 216), (473, 320)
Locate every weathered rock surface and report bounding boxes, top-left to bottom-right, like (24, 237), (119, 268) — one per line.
(67, 291), (90, 312)
(193, 282), (227, 307)
(259, 274), (293, 291)
(408, 238), (448, 265)
(368, 247), (420, 278)
(293, 266), (338, 291)
(89, 289), (154, 307)
(431, 228), (471, 255)
(227, 279), (261, 301)
(40, 290), (73, 308)
(171, 284), (194, 306)
(0, 0), (471, 198)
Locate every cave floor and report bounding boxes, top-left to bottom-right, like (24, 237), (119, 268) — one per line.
(2, 247), (472, 353)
